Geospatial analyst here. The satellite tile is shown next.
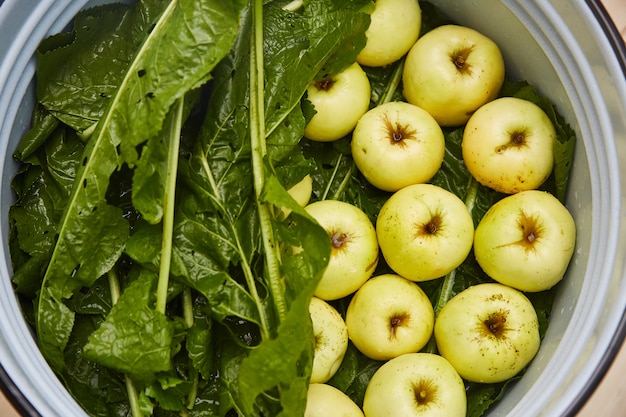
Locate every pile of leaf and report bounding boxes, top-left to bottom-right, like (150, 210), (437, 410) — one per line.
(7, 0), (576, 416)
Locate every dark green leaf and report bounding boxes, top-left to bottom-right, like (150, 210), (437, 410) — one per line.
(13, 109), (60, 161)
(61, 314), (130, 417)
(36, 3), (138, 131)
(66, 275), (113, 316)
(35, 0), (244, 372)
(146, 377), (194, 412)
(327, 344), (383, 407)
(83, 269), (174, 384)
(236, 170), (331, 416)
(132, 92), (201, 224)
(186, 295), (215, 381)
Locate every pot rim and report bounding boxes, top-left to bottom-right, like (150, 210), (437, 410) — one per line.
(563, 9), (626, 416)
(0, 0), (625, 416)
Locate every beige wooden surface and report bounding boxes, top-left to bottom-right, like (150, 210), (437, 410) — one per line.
(1, 1), (626, 416)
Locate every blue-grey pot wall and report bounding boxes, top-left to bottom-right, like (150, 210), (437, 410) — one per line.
(1, 1), (625, 416)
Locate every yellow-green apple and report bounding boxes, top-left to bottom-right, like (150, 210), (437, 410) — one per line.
(473, 190), (576, 292)
(462, 97), (556, 194)
(345, 274), (434, 361)
(434, 283), (541, 383)
(305, 383), (364, 417)
(362, 353), (466, 417)
(288, 174), (312, 207)
(309, 296), (349, 384)
(356, 0), (422, 67)
(280, 174), (313, 219)
(402, 24), (505, 126)
(376, 183), (474, 281)
(305, 200), (379, 300)
(304, 62), (371, 142)
(351, 101), (445, 192)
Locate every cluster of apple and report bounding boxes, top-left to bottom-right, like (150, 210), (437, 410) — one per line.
(297, 1), (578, 416)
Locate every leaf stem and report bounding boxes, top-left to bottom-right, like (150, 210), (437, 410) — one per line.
(321, 155), (357, 201)
(187, 375), (199, 410)
(182, 287), (194, 329)
(330, 161), (356, 201)
(250, 0), (287, 328)
(125, 377), (143, 417)
(433, 269), (457, 318)
(464, 175), (480, 217)
(107, 269), (142, 417)
(232, 228), (273, 338)
(156, 98), (184, 315)
(321, 154), (343, 201)
(108, 269), (121, 305)
(180, 288), (198, 409)
(379, 59), (405, 105)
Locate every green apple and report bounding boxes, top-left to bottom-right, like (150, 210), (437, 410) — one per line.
(280, 174), (313, 219)
(376, 183), (474, 282)
(288, 174), (313, 208)
(304, 62), (371, 142)
(351, 101), (445, 192)
(305, 383), (364, 417)
(402, 24), (505, 127)
(345, 274), (434, 361)
(362, 353), (466, 417)
(305, 199), (379, 300)
(473, 190), (576, 292)
(356, 0), (422, 67)
(434, 283), (541, 383)
(462, 97), (556, 194)
(309, 296), (349, 384)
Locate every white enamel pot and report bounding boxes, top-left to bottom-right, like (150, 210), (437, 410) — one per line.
(1, 0), (626, 416)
